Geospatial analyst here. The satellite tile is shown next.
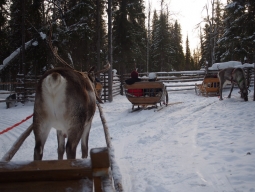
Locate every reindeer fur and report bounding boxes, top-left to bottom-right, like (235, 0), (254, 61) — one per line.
(33, 67), (96, 160)
(218, 67), (248, 101)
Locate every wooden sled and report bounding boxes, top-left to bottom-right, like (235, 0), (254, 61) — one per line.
(0, 111), (122, 192)
(124, 82), (168, 110)
(195, 75), (220, 96)
(95, 82), (103, 97)
(0, 148), (112, 192)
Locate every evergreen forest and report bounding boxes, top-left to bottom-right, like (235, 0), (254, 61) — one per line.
(0, 0), (254, 81)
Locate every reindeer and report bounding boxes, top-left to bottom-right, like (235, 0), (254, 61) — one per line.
(218, 67), (248, 101)
(33, 26), (110, 160)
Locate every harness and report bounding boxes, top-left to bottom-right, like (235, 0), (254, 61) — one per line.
(78, 71), (103, 104)
(231, 68), (244, 84)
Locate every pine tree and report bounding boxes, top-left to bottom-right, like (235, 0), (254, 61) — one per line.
(45, 0), (107, 71)
(201, 0), (225, 66)
(150, 10), (160, 71)
(171, 21), (185, 71)
(150, 5), (174, 72)
(218, 0), (255, 62)
(244, 0), (255, 63)
(112, 0), (147, 74)
(185, 35), (191, 70)
(0, 0), (10, 63)
(213, 0), (225, 63)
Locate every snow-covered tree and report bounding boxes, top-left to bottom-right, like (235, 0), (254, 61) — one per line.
(150, 5), (175, 72)
(218, 0), (255, 62)
(185, 35), (191, 70)
(0, 0), (10, 63)
(112, 0), (147, 74)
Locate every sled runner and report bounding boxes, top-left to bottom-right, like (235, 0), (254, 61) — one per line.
(195, 75), (220, 96)
(124, 81), (168, 110)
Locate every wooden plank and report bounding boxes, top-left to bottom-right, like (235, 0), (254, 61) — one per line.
(94, 177), (103, 192)
(0, 159), (93, 183)
(203, 78), (219, 83)
(127, 97), (160, 105)
(124, 82), (164, 89)
(90, 148), (110, 170)
(0, 179), (93, 192)
(0, 148), (116, 192)
(90, 147), (111, 192)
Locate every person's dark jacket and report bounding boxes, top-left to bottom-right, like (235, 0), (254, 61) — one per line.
(125, 77), (142, 85)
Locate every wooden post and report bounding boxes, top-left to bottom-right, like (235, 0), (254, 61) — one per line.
(21, 0), (26, 102)
(90, 148), (113, 192)
(107, 0), (113, 102)
(96, 0), (101, 74)
(254, 63), (255, 101)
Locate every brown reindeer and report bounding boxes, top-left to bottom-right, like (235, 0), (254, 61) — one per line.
(33, 26), (110, 160)
(218, 67), (248, 101)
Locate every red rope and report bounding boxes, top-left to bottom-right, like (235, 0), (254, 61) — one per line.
(0, 114), (33, 135)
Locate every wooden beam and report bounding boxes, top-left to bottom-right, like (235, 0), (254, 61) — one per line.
(0, 179), (93, 192)
(0, 159), (93, 183)
(1, 124), (33, 162)
(0, 148), (113, 192)
(124, 82), (164, 89)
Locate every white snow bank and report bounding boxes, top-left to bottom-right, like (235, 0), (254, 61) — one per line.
(209, 61), (241, 70)
(209, 61), (254, 70)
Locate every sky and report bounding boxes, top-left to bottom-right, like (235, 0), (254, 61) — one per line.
(144, 0), (228, 51)
(0, 62), (254, 192)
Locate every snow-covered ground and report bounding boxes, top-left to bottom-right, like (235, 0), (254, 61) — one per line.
(0, 88), (255, 192)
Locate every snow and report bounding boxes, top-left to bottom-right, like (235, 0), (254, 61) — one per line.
(0, 88), (255, 192)
(209, 61), (254, 70)
(40, 32), (46, 40)
(1, 40), (32, 67)
(0, 32), (46, 71)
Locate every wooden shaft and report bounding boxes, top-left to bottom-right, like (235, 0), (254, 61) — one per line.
(1, 124), (33, 162)
(96, 103), (124, 192)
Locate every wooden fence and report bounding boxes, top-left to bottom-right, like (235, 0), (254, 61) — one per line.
(0, 68), (254, 104)
(0, 72), (121, 104)
(100, 73), (121, 102)
(122, 68), (254, 92)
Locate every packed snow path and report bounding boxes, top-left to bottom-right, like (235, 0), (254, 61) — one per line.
(0, 89), (254, 192)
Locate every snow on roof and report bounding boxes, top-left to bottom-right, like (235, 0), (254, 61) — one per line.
(208, 61), (254, 70)
(0, 40), (33, 71)
(242, 63), (254, 68)
(0, 32), (46, 72)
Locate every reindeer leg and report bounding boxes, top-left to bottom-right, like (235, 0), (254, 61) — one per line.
(80, 121), (92, 158)
(218, 73), (224, 100)
(57, 130), (65, 160)
(66, 138), (80, 160)
(219, 82), (223, 100)
(228, 83), (234, 98)
(65, 126), (83, 159)
(33, 123), (51, 160)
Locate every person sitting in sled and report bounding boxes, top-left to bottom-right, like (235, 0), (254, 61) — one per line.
(125, 70), (143, 97)
(144, 72), (162, 97)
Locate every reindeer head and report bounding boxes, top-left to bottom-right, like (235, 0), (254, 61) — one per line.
(47, 22), (111, 103)
(241, 83), (248, 101)
(237, 69), (248, 101)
